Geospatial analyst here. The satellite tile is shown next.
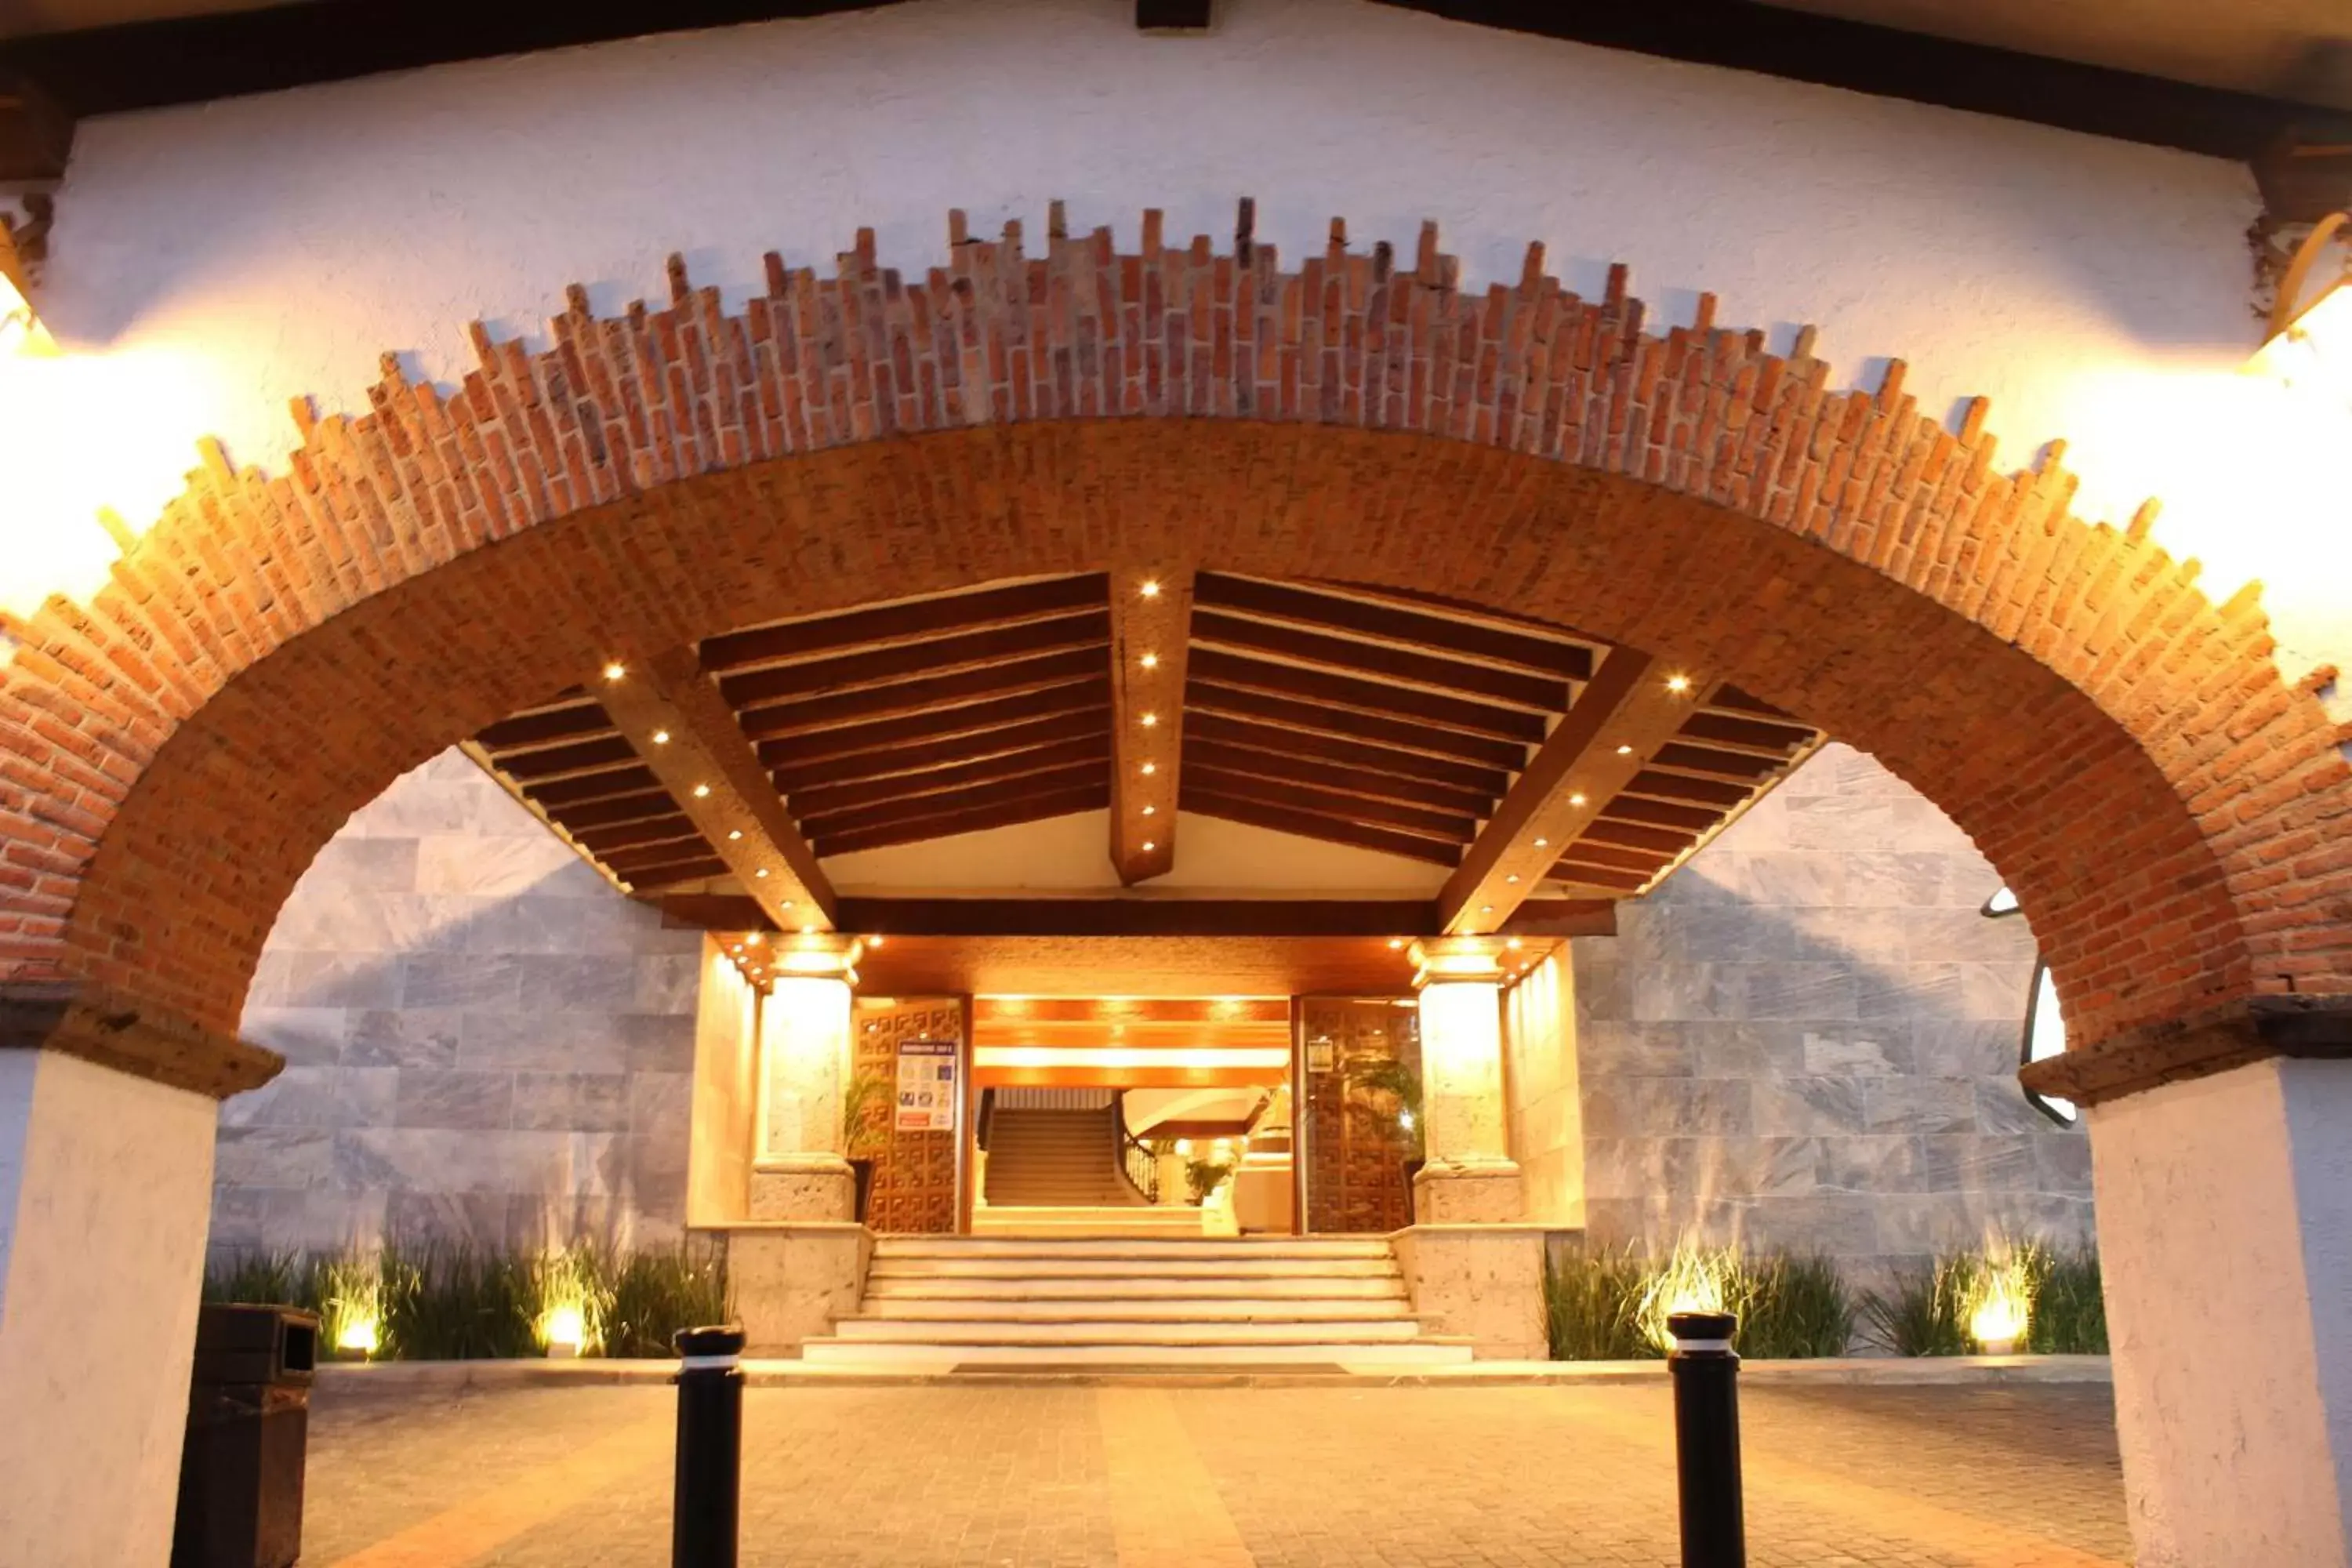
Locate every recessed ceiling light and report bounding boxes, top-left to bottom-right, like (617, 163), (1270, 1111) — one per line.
(1666, 674), (1692, 694)
(1534, 837), (1548, 848)
(602, 662), (626, 682)
(693, 784), (712, 798)
(1387, 939), (1404, 950)
(652, 730), (671, 745)
(1140, 652), (1160, 670)
(868, 935), (885, 949)
(728, 829), (743, 840)
(1142, 805), (1156, 817)
(755, 869), (769, 879)
(1141, 762), (1157, 776)
(1140, 579), (1162, 598)
(1615, 745), (1634, 756)
(1142, 840), (1156, 852)
(1568, 793), (1587, 808)
(1505, 874), (1519, 884)
(1141, 713), (1159, 728)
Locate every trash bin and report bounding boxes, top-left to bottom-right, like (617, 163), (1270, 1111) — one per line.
(171, 1302), (319, 1568)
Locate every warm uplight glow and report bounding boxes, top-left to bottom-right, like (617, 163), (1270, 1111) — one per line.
(1639, 1238), (1730, 1353)
(1139, 579), (1162, 598)
(539, 1300), (589, 1358)
(603, 662), (627, 682)
(1139, 652), (1160, 669)
(335, 1314), (380, 1358)
(1665, 674), (1692, 694)
(1969, 1257), (2033, 1355)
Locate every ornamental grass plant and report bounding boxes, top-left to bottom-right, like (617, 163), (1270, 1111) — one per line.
(1544, 1242), (1855, 1359)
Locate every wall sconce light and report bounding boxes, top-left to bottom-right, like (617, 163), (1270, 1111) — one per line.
(2250, 212), (2352, 401)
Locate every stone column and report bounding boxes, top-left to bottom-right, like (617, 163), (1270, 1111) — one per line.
(1408, 936), (1524, 1223)
(2089, 1055), (2352, 1566)
(749, 934), (862, 1222)
(0, 983), (281, 1566)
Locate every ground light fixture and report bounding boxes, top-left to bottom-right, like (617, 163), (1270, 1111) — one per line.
(2250, 212), (2352, 403)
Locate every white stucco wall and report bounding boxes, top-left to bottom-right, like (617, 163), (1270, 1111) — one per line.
(0, 1051), (219, 1567)
(4, 0), (2346, 686)
(2089, 1058), (2352, 1567)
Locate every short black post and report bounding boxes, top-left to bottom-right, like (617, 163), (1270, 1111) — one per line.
(672, 1323), (746, 1568)
(1667, 1309), (1745, 1568)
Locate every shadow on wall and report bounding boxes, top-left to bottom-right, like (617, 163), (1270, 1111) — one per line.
(1570, 743), (2093, 1297)
(208, 749), (706, 1265)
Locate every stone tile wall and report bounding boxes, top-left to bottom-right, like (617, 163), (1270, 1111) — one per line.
(1570, 742), (2094, 1287)
(211, 749), (703, 1259)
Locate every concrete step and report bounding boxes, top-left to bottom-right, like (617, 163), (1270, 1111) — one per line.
(800, 1339), (1475, 1368)
(853, 1296), (1416, 1321)
(866, 1275), (1408, 1302)
(832, 1316), (1428, 1344)
(975, 1206), (1190, 1222)
(873, 1236), (1392, 1261)
(869, 1256), (1399, 1279)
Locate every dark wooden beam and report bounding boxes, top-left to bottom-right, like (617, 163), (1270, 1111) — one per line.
(769, 706), (1110, 792)
(475, 701), (615, 754)
(534, 780), (670, 821)
(701, 574), (1106, 671)
(597, 646), (837, 929)
(3, 0), (2337, 166)
(1179, 786), (1463, 866)
(661, 892), (1617, 940)
(619, 855), (731, 888)
(1185, 737), (1496, 818)
(1650, 742), (1784, 782)
(1136, 0), (1214, 32)
(1192, 574), (1594, 679)
(1186, 681), (1529, 771)
(495, 735), (639, 782)
(1192, 608), (1569, 710)
(1677, 711), (1816, 755)
(1186, 710), (1512, 797)
(1185, 762), (1478, 842)
(568, 814), (702, 854)
(1189, 648), (1545, 742)
(811, 781), (1111, 857)
(717, 611), (1108, 708)
(0, 71), (72, 181)
(787, 735), (1111, 818)
(799, 762), (1109, 843)
(1371, 1), (2349, 161)
(1439, 648), (1711, 932)
(1110, 564), (1191, 884)
(738, 648), (1106, 737)
(1618, 768), (1749, 809)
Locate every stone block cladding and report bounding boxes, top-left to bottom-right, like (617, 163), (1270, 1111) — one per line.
(1572, 742), (2093, 1288)
(209, 749), (701, 1259)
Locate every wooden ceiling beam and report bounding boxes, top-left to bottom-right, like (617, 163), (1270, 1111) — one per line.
(1185, 681), (1529, 771)
(812, 781), (1111, 858)
(717, 609), (1109, 708)
(568, 814), (704, 854)
(1650, 742), (1784, 782)
(1185, 762), (1479, 841)
(787, 735), (1112, 818)
(1192, 608), (1568, 710)
(738, 648), (1107, 738)
(1185, 738), (1496, 818)
(1676, 711), (1817, 755)
(1185, 710), (1511, 797)
(619, 855), (732, 889)
(528, 765), (663, 809)
(769, 706), (1110, 792)
(800, 761), (1109, 843)
(1179, 786), (1464, 866)
(1188, 648), (1545, 742)
(495, 735), (640, 782)
(475, 702), (618, 755)
(1110, 564), (1192, 884)
(1617, 768), (1750, 809)
(597, 647), (837, 930)
(755, 679), (1108, 767)
(702, 574), (1108, 671)
(535, 784), (673, 827)
(663, 893), (1614, 940)
(1439, 648), (1711, 933)
(1192, 572), (1594, 677)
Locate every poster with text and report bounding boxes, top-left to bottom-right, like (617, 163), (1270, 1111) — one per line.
(894, 1038), (960, 1133)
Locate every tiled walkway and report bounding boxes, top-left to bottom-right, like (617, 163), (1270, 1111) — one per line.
(306, 1380), (2129, 1566)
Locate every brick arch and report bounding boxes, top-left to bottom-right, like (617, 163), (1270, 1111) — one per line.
(2, 210), (2347, 1098)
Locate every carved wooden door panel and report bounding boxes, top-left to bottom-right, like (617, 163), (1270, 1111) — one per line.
(1300, 997), (1420, 1234)
(853, 997), (965, 1235)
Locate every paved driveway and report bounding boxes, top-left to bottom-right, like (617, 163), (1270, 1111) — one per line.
(303, 1379), (2129, 1566)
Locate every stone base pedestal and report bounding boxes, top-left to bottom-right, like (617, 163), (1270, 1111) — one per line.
(1390, 1224), (1547, 1359)
(717, 1222), (873, 1355)
(1413, 1157), (1525, 1224)
(749, 1156), (855, 1221)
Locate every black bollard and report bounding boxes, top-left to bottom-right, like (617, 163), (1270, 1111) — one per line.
(672, 1323), (746, 1568)
(1667, 1309), (1745, 1568)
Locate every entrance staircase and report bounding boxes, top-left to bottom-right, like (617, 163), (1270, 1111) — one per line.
(983, 1107), (1142, 1207)
(798, 1235), (1473, 1368)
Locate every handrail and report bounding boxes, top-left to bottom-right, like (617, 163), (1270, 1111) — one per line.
(1112, 1091), (1160, 1204)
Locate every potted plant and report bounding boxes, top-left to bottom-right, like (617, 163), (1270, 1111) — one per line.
(1346, 1055), (1426, 1219)
(842, 1067), (892, 1223)
(1183, 1156), (1236, 1206)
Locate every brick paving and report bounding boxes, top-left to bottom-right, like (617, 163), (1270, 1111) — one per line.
(304, 1380), (2129, 1567)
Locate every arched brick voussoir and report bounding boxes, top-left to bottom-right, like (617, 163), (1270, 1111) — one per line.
(1, 207), (2347, 1105)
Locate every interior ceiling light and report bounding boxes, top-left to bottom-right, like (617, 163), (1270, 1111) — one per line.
(1387, 938), (1404, 950)
(746, 932), (764, 946)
